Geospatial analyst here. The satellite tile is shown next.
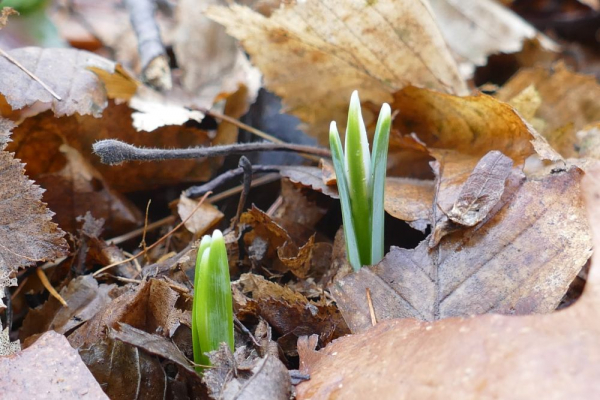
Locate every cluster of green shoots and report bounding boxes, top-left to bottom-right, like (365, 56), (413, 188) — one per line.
(192, 229), (234, 372)
(191, 91), (390, 372)
(329, 91), (391, 271)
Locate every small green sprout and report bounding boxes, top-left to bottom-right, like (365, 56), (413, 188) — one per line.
(329, 91), (391, 271)
(192, 229), (234, 372)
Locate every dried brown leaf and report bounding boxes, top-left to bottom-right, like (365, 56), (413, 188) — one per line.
(0, 7), (17, 30)
(178, 195), (224, 236)
(0, 331), (108, 399)
(0, 47), (135, 116)
(207, 0), (467, 142)
(384, 178), (434, 232)
(0, 119), (67, 307)
(279, 166), (339, 199)
(332, 167), (591, 332)
(296, 164), (600, 400)
(0, 321), (19, 356)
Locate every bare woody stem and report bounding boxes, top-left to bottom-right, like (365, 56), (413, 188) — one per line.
(92, 139), (331, 166)
(185, 164), (281, 198)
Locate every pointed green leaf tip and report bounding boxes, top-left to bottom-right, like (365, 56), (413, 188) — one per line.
(330, 92), (392, 270)
(192, 229), (234, 372)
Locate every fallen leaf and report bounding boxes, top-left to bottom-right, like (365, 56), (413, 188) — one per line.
(110, 323), (196, 375)
(0, 47), (135, 117)
(79, 336), (168, 400)
(384, 178), (434, 232)
(234, 273), (349, 354)
(177, 194), (224, 236)
(296, 163), (600, 400)
(332, 167), (592, 332)
(0, 119), (68, 308)
(241, 206), (316, 278)
(279, 165), (339, 199)
(0, 331), (108, 399)
(0, 7), (17, 30)
(204, 343), (291, 400)
(429, 0), (558, 77)
(207, 0), (467, 142)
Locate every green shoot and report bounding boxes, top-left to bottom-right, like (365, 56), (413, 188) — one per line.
(329, 91), (391, 271)
(192, 229), (234, 372)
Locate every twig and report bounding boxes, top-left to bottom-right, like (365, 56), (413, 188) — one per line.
(234, 316), (261, 348)
(93, 192), (211, 277)
(36, 267), (68, 307)
(186, 164), (280, 198)
(366, 288), (377, 327)
(231, 156), (253, 231)
(124, 0), (171, 91)
(0, 47), (62, 100)
(107, 173), (280, 245)
(92, 139), (331, 166)
(140, 199), (151, 262)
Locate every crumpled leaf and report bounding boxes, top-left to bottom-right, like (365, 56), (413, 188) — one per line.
(241, 206), (316, 278)
(332, 167), (592, 333)
(496, 63), (600, 158)
(207, 0), (467, 142)
(279, 165), (339, 199)
(0, 118), (67, 308)
(0, 321), (20, 356)
(204, 343), (291, 400)
(0, 47), (136, 117)
(0, 331), (108, 399)
(296, 164), (600, 400)
(234, 273), (349, 354)
(429, 0), (558, 77)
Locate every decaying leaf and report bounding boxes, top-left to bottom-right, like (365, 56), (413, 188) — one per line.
(207, 0), (467, 142)
(234, 273), (349, 354)
(204, 343), (291, 400)
(0, 331), (108, 399)
(332, 167), (592, 332)
(241, 206), (316, 278)
(0, 119), (68, 308)
(429, 0), (558, 77)
(0, 7), (17, 30)
(296, 165), (600, 400)
(279, 166), (339, 199)
(0, 47), (136, 117)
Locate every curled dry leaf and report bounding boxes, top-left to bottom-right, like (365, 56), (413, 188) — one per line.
(429, 0), (558, 77)
(384, 178), (434, 232)
(0, 118), (68, 308)
(296, 164), (600, 400)
(279, 165), (339, 199)
(0, 331), (108, 400)
(332, 167), (592, 333)
(0, 47), (136, 117)
(241, 206), (315, 278)
(206, 0), (467, 142)
(234, 273), (349, 354)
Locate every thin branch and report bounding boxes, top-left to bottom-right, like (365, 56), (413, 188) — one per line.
(231, 156), (253, 231)
(185, 164), (281, 198)
(124, 0), (171, 90)
(0, 47), (62, 100)
(36, 267), (68, 307)
(93, 192), (211, 277)
(93, 139), (331, 166)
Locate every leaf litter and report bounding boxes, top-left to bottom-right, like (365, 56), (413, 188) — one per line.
(1, 1), (600, 399)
